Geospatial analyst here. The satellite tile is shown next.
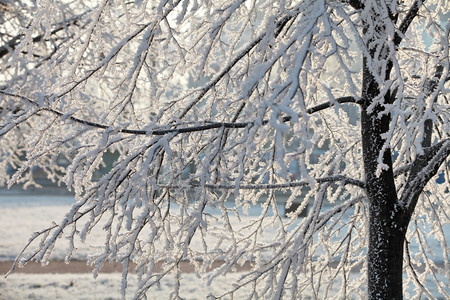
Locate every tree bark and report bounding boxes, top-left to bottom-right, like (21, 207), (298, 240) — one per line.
(361, 102), (407, 299)
(360, 61), (450, 300)
(367, 205), (406, 300)
(361, 111), (407, 300)
(360, 53), (408, 299)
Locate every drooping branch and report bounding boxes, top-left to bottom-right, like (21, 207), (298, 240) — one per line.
(178, 12), (302, 119)
(177, 32), (263, 119)
(169, 174), (366, 190)
(0, 91), (358, 136)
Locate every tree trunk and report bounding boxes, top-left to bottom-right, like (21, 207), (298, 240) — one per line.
(368, 200), (407, 300)
(361, 111), (407, 299)
(361, 55), (409, 299)
(361, 108), (408, 299)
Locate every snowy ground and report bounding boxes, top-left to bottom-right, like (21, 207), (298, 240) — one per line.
(1, 273), (255, 300)
(0, 191), (448, 299)
(0, 193), (102, 261)
(0, 192), (256, 299)
(0, 192), (291, 299)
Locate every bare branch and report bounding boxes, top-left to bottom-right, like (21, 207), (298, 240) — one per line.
(306, 96), (359, 114)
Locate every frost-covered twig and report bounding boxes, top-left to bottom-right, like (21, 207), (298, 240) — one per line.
(0, 91), (358, 135)
(174, 174), (365, 190)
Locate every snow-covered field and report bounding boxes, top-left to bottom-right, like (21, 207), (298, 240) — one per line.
(0, 191), (448, 299)
(1, 273), (255, 300)
(0, 192), (257, 299)
(0, 193), (102, 261)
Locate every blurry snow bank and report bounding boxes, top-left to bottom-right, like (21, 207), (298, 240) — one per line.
(0, 194), (92, 261)
(0, 273), (252, 299)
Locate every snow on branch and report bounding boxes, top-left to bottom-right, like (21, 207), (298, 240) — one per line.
(177, 10), (307, 119)
(0, 11), (87, 59)
(394, 0), (423, 47)
(177, 174), (365, 190)
(400, 138), (450, 211)
(0, 91), (359, 136)
(1, 1), (448, 299)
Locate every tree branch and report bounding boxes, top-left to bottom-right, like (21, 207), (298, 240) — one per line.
(422, 65), (444, 148)
(400, 139), (450, 214)
(394, 65), (445, 178)
(343, 0), (364, 10)
(169, 174), (366, 190)
(178, 12), (302, 119)
(0, 13), (84, 59)
(0, 91), (359, 136)
(306, 96), (359, 114)
(394, 0), (423, 47)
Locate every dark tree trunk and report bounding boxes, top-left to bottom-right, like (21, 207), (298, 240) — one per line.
(360, 55), (410, 299)
(360, 55), (449, 300)
(350, 2), (447, 299)
(358, 3), (413, 296)
(361, 98), (408, 299)
(367, 205), (406, 300)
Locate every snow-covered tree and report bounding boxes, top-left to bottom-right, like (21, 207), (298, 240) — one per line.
(1, 0), (449, 299)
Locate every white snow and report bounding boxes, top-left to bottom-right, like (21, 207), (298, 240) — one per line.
(0, 272), (261, 300)
(0, 193), (256, 299)
(0, 192), (448, 299)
